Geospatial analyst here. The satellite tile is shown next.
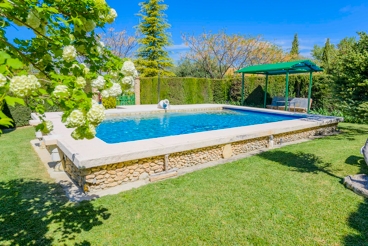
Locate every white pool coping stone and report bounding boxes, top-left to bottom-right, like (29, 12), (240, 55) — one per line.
(32, 104), (342, 169)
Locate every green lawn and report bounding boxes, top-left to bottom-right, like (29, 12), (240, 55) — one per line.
(1, 124), (368, 245)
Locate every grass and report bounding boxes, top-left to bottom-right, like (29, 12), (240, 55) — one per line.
(1, 124), (368, 245)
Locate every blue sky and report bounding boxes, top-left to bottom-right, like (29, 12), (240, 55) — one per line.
(6, 0), (368, 63)
(109, 0), (368, 61)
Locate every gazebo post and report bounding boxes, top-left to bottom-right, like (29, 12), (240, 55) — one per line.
(307, 71), (313, 113)
(264, 74), (268, 108)
(241, 72), (245, 106)
(285, 71), (289, 111)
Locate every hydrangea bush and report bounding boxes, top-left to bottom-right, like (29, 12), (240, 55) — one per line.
(0, 0), (137, 139)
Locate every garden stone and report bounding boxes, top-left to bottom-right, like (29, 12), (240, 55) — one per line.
(344, 174), (368, 198)
(361, 139), (368, 166)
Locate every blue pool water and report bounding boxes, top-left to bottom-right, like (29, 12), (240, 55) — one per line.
(96, 109), (305, 144)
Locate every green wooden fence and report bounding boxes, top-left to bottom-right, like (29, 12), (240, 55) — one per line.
(116, 95), (135, 105)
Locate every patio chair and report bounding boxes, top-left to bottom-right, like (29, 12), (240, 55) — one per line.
(266, 96), (287, 110)
(277, 97), (312, 112)
(267, 96), (296, 110)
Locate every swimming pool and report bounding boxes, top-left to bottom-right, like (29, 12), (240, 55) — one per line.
(96, 109), (306, 143)
(39, 104), (342, 192)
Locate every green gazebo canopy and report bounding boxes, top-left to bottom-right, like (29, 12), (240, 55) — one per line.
(235, 60), (323, 112)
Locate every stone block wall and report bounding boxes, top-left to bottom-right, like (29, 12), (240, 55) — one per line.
(60, 124), (338, 192)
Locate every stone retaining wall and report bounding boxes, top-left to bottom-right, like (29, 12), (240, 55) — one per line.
(60, 124), (338, 192)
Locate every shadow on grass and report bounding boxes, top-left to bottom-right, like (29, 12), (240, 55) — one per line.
(336, 125), (368, 141)
(0, 179), (110, 245)
(343, 199), (368, 245)
(258, 150), (342, 180)
(345, 155), (368, 174)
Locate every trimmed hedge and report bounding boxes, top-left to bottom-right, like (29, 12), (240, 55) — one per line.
(1, 101), (63, 128)
(2, 103), (32, 128)
(140, 74), (334, 109)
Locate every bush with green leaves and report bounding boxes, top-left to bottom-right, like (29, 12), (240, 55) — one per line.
(333, 32), (368, 123)
(102, 97), (116, 109)
(0, 0), (137, 138)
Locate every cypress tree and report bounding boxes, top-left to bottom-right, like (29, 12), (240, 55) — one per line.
(322, 38), (331, 73)
(136, 0), (175, 77)
(290, 33), (299, 56)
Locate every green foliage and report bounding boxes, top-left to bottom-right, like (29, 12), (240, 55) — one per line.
(322, 38), (331, 73)
(290, 34), (299, 56)
(333, 32), (368, 123)
(102, 97), (116, 109)
(172, 58), (210, 78)
(0, 0), (130, 139)
(311, 44), (324, 63)
(2, 102), (32, 128)
(140, 74), (332, 109)
(136, 0), (174, 77)
(140, 77), (228, 104)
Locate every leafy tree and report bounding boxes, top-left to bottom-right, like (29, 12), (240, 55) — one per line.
(321, 38), (336, 73)
(135, 0), (174, 77)
(333, 32), (368, 123)
(311, 44), (324, 63)
(173, 58), (217, 78)
(336, 37), (356, 54)
(182, 30), (288, 79)
(290, 33), (299, 56)
(0, 0), (138, 138)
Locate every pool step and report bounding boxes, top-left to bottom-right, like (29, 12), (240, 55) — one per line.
(150, 169), (178, 182)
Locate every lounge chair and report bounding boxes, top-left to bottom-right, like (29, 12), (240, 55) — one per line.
(277, 97), (312, 113)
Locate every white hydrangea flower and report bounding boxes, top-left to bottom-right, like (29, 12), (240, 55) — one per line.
(87, 103), (105, 125)
(106, 8), (117, 24)
(110, 71), (119, 79)
(88, 124), (96, 136)
(62, 45), (77, 62)
(94, 41), (104, 55)
(133, 70), (139, 79)
(26, 11), (40, 29)
(75, 77), (86, 88)
(122, 76), (134, 85)
(107, 83), (122, 97)
(121, 60), (136, 76)
(81, 63), (90, 74)
(91, 99), (98, 105)
(84, 19), (96, 32)
(44, 120), (54, 133)
(100, 89), (109, 98)
(0, 73), (7, 87)
(71, 63), (79, 69)
(65, 109), (85, 128)
(9, 75), (41, 97)
(96, 46), (102, 55)
(91, 75), (105, 89)
(53, 85), (69, 99)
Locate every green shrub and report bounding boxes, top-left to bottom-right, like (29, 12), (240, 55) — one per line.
(2, 103), (32, 128)
(102, 97), (117, 109)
